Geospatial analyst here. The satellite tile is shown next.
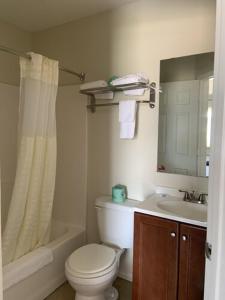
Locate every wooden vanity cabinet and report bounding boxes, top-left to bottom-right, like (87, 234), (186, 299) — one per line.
(178, 224), (206, 300)
(132, 213), (206, 300)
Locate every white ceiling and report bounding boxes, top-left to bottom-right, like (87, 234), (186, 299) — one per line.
(0, 0), (135, 32)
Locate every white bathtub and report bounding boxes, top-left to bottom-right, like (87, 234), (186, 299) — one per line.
(3, 220), (85, 300)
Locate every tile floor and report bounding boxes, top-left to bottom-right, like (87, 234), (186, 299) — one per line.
(45, 277), (132, 300)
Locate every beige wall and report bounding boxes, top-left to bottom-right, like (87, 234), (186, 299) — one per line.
(0, 83), (19, 229)
(0, 173), (2, 300)
(32, 0), (216, 279)
(0, 20), (32, 85)
(33, 0), (216, 86)
(160, 52), (214, 83)
(54, 85), (87, 228)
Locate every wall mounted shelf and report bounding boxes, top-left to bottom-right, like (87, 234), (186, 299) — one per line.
(80, 82), (157, 113)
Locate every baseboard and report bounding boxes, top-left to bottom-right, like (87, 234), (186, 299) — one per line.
(118, 271), (132, 282)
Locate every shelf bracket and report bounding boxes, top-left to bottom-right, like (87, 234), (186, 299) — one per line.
(149, 82), (156, 109)
(89, 95), (96, 113)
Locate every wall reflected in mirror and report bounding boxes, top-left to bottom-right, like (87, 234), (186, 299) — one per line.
(158, 52), (214, 177)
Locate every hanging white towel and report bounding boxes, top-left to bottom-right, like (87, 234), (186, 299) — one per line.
(119, 100), (137, 139)
(120, 122), (136, 139)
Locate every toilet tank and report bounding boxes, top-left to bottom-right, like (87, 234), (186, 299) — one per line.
(95, 196), (138, 248)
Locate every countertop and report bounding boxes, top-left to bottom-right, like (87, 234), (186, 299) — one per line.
(134, 193), (207, 228)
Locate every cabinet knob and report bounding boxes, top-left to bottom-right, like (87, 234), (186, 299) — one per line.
(182, 235), (188, 241)
(170, 232), (176, 237)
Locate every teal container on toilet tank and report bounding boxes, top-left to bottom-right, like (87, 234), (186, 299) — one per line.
(112, 184), (127, 203)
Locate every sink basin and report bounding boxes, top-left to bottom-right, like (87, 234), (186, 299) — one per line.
(157, 199), (207, 222)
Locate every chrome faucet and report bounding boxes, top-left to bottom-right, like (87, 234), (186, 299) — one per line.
(197, 193), (208, 204)
(179, 190), (208, 204)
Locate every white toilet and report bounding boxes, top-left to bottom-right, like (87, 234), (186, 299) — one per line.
(65, 196), (136, 300)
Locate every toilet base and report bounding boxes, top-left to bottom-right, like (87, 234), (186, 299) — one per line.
(75, 287), (118, 300)
(104, 287), (118, 300)
(75, 293), (105, 300)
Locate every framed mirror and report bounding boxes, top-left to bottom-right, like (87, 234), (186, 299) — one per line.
(157, 52), (214, 177)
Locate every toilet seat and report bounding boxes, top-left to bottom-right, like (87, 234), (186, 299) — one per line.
(66, 243), (117, 279)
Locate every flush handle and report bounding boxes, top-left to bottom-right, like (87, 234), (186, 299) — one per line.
(170, 232), (176, 238)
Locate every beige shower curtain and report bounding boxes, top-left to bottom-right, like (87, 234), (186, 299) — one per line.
(2, 53), (59, 265)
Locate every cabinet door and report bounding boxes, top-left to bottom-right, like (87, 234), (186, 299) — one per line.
(132, 213), (179, 300)
(178, 224), (206, 300)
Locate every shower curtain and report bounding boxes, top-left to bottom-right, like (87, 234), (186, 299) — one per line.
(2, 53), (59, 265)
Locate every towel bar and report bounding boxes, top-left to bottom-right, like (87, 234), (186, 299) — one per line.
(81, 82), (157, 113)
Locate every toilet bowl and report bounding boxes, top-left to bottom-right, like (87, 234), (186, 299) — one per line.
(65, 243), (123, 300)
(65, 196), (137, 300)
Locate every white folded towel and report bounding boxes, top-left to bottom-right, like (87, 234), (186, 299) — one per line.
(80, 80), (108, 90)
(3, 247), (53, 290)
(119, 100), (137, 139)
(111, 73), (149, 86)
(95, 91), (114, 100)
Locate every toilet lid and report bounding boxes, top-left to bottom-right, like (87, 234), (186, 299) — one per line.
(67, 244), (116, 275)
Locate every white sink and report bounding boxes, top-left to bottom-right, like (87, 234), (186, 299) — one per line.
(135, 193), (207, 227)
(157, 199), (207, 222)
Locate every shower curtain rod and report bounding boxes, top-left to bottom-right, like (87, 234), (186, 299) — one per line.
(0, 44), (86, 81)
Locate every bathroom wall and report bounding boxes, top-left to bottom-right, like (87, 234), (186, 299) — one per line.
(0, 175), (2, 300)
(33, 0), (215, 278)
(0, 83), (19, 229)
(54, 85), (87, 229)
(0, 20), (32, 86)
(0, 21), (32, 229)
(160, 52), (214, 83)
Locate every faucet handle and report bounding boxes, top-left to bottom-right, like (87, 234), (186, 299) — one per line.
(198, 193), (208, 204)
(179, 190), (192, 200)
(179, 189), (188, 193)
(179, 189), (187, 194)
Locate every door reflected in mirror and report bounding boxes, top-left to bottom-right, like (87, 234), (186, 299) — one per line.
(158, 52), (214, 177)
